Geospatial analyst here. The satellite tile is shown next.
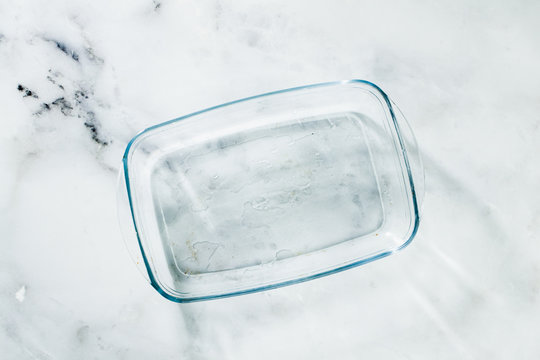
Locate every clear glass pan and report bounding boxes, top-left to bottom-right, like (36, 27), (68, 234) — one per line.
(118, 80), (423, 302)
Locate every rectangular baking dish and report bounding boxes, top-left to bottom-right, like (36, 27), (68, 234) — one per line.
(119, 80), (422, 302)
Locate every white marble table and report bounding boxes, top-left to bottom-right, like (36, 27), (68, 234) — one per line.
(1, 1), (539, 358)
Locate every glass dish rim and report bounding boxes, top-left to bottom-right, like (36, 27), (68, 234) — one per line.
(121, 79), (421, 303)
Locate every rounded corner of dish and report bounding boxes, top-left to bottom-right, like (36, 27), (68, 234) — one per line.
(122, 129), (150, 166)
(150, 279), (191, 303)
(395, 214), (421, 254)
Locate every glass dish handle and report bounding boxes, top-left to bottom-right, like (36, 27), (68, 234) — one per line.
(117, 171), (150, 282)
(391, 99), (425, 208)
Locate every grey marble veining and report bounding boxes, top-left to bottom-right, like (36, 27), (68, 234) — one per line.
(1, 0), (539, 359)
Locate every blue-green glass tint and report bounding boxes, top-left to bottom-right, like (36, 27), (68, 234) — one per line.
(118, 80), (423, 302)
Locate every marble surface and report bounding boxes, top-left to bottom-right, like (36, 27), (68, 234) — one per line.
(1, 0), (539, 358)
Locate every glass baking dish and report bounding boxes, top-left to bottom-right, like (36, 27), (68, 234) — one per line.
(118, 80), (423, 302)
